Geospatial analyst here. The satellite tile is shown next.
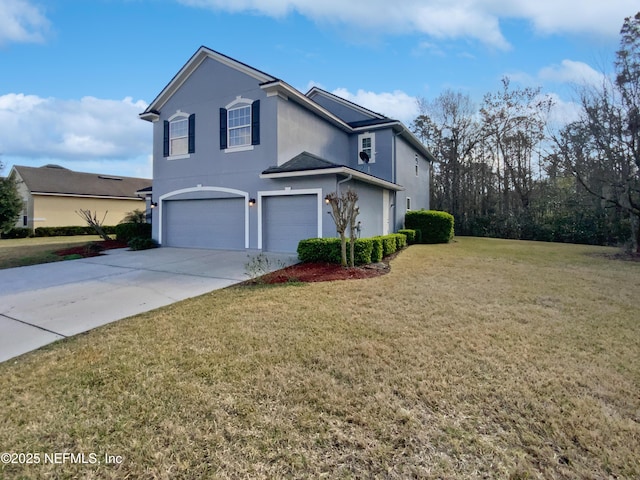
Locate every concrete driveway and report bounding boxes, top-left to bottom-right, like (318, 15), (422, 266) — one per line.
(0, 247), (297, 363)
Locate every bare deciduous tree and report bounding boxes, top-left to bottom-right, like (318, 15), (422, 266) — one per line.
(326, 188), (359, 267)
(76, 209), (111, 241)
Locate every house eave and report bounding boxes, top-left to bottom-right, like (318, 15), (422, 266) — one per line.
(141, 46), (277, 117)
(261, 81), (353, 132)
(260, 167), (405, 191)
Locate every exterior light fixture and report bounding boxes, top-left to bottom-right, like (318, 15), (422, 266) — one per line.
(248, 198), (256, 207)
(150, 202), (158, 208)
(324, 195), (331, 205)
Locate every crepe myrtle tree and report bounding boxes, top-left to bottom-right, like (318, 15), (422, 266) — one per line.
(326, 188), (359, 267)
(76, 209), (111, 241)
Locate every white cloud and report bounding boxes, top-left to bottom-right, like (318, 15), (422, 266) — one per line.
(0, 94), (151, 162)
(538, 60), (607, 87)
(0, 0), (50, 46)
(178, 0), (634, 49)
(331, 88), (419, 125)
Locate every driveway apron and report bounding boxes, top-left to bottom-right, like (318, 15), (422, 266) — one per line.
(0, 248), (296, 363)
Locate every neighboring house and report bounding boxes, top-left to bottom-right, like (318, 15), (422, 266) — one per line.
(9, 165), (151, 230)
(139, 46), (435, 253)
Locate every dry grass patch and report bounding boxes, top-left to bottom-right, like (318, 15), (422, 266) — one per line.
(1, 237), (638, 479)
(0, 236), (103, 269)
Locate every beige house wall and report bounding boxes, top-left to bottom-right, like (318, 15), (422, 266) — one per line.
(32, 195), (145, 228)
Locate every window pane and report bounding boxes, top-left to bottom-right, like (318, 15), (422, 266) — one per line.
(227, 105), (251, 147)
(171, 137), (188, 155)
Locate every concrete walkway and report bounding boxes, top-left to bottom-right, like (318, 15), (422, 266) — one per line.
(0, 247), (297, 363)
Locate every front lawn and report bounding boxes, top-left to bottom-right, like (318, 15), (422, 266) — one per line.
(1, 238), (638, 478)
(0, 236), (103, 269)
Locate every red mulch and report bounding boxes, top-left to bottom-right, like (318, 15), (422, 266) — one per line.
(55, 240), (129, 258)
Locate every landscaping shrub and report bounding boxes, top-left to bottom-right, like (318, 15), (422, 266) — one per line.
(297, 238), (342, 264)
(379, 235), (397, 257)
(298, 234), (407, 265)
(370, 237), (383, 263)
(347, 238), (374, 265)
(128, 237), (159, 251)
(1, 227), (32, 239)
(34, 226), (117, 237)
(115, 222), (152, 243)
(405, 210), (455, 244)
(392, 233), (407, 250)
(398, 229), (416, 244)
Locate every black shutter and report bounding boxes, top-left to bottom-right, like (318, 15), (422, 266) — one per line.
(251, 100), (260, 146)
(163, 120), (170, 157)
(219, 108), (227, 150)
(188, 113), (195, 154)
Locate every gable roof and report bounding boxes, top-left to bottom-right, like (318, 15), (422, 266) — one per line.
(11, 165), (151, 199)
(139, 46), (436, 163)
(305, 87), (388, 122)
(140, 46), (277, 121)
(261, 152), (404, 191)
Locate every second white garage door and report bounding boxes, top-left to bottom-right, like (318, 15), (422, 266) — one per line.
(163, 197), (245, 249)
(262, 195), (318, 253)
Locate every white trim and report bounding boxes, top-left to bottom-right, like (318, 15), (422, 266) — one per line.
(158, 186), (249, 248)
(225, 96), (253, 109)
(358, 132), (376, 164)
(32, 192), (144, 200)
(257, 188), (323, 250)
(224, 145), (254, 154)
(306, 87), (386, 120)
(260, 167), (404, 191)
(141, 47), (275, 117)
(168, 110), (189, 121)
(167, 154), (191, 161)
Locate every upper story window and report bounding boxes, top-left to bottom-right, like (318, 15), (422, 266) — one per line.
(163, 111), (195, 159)
(228, 105), (251, 147)
(220, 97), (260, 152)
(358, 132), (375, 164)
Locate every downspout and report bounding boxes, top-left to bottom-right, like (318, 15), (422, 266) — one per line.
(337, 174), (353, 193)
(392, 127), (403, 231)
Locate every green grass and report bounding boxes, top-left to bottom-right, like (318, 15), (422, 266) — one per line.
(1, 237), (638, 479)
(0, 236), (102, 269)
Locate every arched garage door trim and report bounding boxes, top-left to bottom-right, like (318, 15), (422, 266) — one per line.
(257, 188), (323, 250)
(158, 186), (249, 248)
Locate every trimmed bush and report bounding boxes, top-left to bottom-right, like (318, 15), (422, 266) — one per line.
(347, 238), (374, 265)
(1, 227), (32, 239)
(398, 229), (416, 244)
(370, 237), (383, 263)
(297, 238), (342, 264)
(405, 210), (454, 244)
(397, 233), (407, 249)
(380, 235), (397, 257)
(34, 225), (117, 237)
(115, 222), (152, 243)
(128, 237), (159, 251)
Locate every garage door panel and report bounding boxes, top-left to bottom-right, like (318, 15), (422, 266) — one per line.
(263, 195), (317, 253)
(164, 198), (244, 249)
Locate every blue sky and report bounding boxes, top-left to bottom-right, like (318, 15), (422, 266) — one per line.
(0, 0), (636, 178)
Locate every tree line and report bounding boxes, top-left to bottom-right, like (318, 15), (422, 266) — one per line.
(412, 12), (640, 253)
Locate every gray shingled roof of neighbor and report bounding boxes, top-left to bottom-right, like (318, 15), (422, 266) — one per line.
(13, 165), (151, 199)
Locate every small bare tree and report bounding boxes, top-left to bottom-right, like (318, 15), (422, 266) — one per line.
(326, 188), (359, 267)
(76, 209), (111, 241)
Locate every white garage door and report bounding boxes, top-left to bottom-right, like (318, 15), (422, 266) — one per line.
(163, 197), (244, 249)
(262, 195), (318, 253)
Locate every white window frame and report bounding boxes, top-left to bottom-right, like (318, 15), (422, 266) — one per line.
(225, 97), (254, 153)
(406, 197), (412, 211)
(168, 111), (190, 160)
(358, 132), (375, 164)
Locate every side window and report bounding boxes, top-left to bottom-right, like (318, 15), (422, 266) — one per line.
(406, 197), (412, 211)
(358, 133), (375, 164)
(163, 112), (195, 158)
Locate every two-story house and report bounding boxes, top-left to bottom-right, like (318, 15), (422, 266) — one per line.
(139, 46), (434, 253)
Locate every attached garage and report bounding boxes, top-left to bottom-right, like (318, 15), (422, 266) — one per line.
(261, 194), (319, 253)
(163, 197), (245, 249)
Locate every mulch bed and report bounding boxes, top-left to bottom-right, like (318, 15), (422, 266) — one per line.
(249, 251), (400, 285)
(55, 240), (129, 258)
